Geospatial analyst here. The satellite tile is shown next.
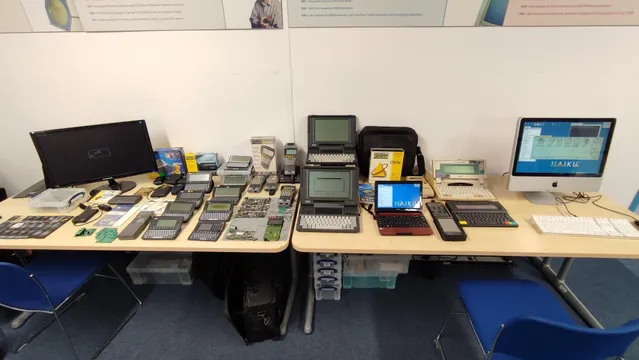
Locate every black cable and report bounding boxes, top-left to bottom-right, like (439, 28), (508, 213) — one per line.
(360, 204), (375, 217)
(554, 192), (637, 220)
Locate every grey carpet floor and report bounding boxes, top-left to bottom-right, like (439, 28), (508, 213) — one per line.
(2, 255), (639, 360)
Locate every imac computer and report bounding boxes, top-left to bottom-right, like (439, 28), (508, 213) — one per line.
(508, 118), (616, 205)
(30, 120), (157, 196)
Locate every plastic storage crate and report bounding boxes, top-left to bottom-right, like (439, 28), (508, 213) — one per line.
(342, 275), (398, 289)
(343, 255), (410, 276)
(126, 252), (194, 285)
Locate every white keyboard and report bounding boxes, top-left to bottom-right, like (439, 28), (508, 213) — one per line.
(297, 215), (360, 233)
(532, 216), (639, 238)
(435, 185), (496, 200)
(307, 153), (356, 164)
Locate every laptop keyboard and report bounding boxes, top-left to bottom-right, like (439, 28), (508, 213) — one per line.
(307, 153), (356, 164)
(377, 215), (429, 228)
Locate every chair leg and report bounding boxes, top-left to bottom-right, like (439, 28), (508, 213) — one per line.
(52, 310), (80, 360)
(88, 264), (143, 359)
(434, 298), (459, 360)
(108, 264), (142, 306)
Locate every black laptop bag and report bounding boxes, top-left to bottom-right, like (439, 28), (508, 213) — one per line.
(357, 126), (425, 178)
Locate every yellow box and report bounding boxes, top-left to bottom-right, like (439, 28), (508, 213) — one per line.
(184, 152), (199, 173)
(369, 148), (404, 183)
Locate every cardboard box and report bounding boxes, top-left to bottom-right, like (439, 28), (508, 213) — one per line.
(251, 137), (277, 174)
(369, 148), (404, 183)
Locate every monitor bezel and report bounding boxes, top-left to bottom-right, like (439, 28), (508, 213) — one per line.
(510, 118), (616, 178)
(308, 115), (357, 147)
(374, 181), (423, 213)
(30, 120), (157, 188)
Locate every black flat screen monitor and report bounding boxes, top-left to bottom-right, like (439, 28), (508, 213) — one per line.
(30, 120), (157, 195)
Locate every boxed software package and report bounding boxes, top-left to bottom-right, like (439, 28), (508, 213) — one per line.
(251, 137), (277, 174)
(149, 147), (186, 178)
(369, 148), (404, 183)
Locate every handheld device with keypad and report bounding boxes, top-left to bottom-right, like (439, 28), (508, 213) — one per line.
(184, 172), (213, 193)
(221, 175), (247, 192)
(188, 221), (225, 241)
(426, 201), (466, 241)
(248, 175), (266, 193)
(142, 216), (183, 240)
(118, 211), (154, 240)
(264, 174), (279, 195)
(200, 202), (233, 221)
(213, 186), (241, 205)
(279, 186), (296, 207)
(175, 191), (206, 209)
(161, 201), (196, 222)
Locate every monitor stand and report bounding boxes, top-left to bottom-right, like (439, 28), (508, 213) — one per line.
(89, 179), (137, 197)
(523, 192), (557, 205)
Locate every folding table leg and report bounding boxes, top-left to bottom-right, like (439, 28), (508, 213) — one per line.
(304, 255), (315, 334)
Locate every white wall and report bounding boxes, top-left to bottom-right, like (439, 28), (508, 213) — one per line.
(0, 25), (637, 208)
(289, 27), (639, 207)
(0, 30), (293, 194)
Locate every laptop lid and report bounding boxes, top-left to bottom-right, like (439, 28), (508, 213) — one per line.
(375, 181), (423, 214)
(308, 115), (357, 148)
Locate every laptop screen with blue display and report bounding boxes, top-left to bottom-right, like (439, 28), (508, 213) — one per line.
(376, 182), (422, 212)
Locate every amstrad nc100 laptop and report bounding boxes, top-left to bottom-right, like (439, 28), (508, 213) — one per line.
(375, 181), (432, 236)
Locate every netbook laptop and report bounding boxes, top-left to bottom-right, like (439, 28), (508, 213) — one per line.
(375, 181), (432, 236)
(306, 115), (358, 165)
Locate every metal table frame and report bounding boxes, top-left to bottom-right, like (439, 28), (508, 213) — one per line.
(302, 255), (604, 334)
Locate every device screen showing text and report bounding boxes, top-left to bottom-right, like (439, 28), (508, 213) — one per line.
(515, 121), (613, 175)
(308, 171), (350, 198)
(377, 183), (422, 210)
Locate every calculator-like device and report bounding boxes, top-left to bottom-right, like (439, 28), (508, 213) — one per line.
(264, 174), (279, 194)
(184, 172), (213, 193)
(226, 155), (252, 169)
(188, 221), (225, 241)
(161, 201), (196, 222)
(175, 191), (206, 209)
(142, 216), (183, 240)
(200, 202), (233, 221)
(248, 175), (266, 193)
(213, 186), (242, 205)
(279, 185), (296, 207)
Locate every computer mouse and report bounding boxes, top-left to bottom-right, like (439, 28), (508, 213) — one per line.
(153, 176), (165, 185)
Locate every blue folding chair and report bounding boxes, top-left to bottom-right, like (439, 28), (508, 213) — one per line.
(0, 252), (142, 359)
(435, 279), (639, 360)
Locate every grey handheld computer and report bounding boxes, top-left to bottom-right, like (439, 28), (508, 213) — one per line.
(184, 172), (213, 193)
(200, 202), (233, 222)
(161, 201), (196, 222)
(142, 216), (184, 240)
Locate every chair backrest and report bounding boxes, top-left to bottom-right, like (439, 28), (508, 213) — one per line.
(491, 317), (639, 360)
(0, 262), (51, 312)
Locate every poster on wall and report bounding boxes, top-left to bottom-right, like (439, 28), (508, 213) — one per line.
(0, 0), (284, 32)
(288, 0), (639, 28)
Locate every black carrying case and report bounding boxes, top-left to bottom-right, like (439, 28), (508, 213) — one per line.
(356, 126), (424, 177)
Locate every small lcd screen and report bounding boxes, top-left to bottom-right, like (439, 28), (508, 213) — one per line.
(168, 202), (193, 211)
(285, 149), (297, 155)
(157, 219), (178, 227)
(188, 173), (210, 182)
(216, 187), (240, 196)
(376, 182), (422, 210)
(224, 176), (246, 185)
(440, 164), (478, 175)
(180, 193), (201, 199)
(199, 223), (213, 231)
(313, 118), (350, 143)
(207, 203), (231, 211)
(261, 147), (275, 157)
(308, 170), (351, 199)
(229, 156), (251, 163)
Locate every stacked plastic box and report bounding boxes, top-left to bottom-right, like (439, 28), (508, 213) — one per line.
(313, 253), (342, 300)
(343, 255), (411, 289)
(126, 252), (194, 285)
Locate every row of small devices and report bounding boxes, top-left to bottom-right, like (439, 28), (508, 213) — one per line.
(76, 172), (297, 242)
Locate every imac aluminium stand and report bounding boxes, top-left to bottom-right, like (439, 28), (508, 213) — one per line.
(523, 192), (557, 205)
(90, 179), (137, 197)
